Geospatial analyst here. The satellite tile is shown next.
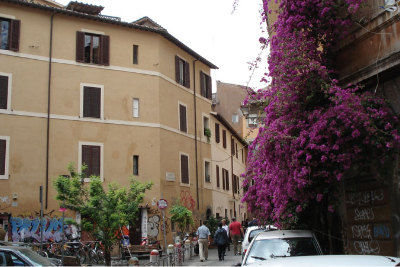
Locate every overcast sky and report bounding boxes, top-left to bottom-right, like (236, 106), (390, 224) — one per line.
(55, 0), (269, 91)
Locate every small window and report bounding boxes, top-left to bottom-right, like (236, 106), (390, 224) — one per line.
(247, 114), (258, 128)
(133, 45), (138, 64)
(133, 98), (139, 118)
(222, 130), (227, 148)
(179, 103), (187, 133)
(0, 136), (10, 180)
(205, 161), (210, 183)
(133, 155), (139, 176)
(180, 153), (189, 184)
(203, 116), (210, 140)
(232, 114), (239, 124)
(83, 86), (101, 118)
(0, 18), (20, 51)
(200, 71), (212, 99)
(0, 74), (11, 110)
(76, 31), (110, 66)
(175, 56), (190, 88)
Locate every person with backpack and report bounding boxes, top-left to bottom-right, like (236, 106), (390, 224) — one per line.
(214, 222), (229, 261)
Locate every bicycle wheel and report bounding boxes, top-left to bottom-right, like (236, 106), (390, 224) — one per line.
(76, 249), (86, 264)
(90, 250), (99, 264)
(37, 251), (48, 258)
(97, 250), (105, 263)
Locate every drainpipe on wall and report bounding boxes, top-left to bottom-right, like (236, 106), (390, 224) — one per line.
(45, 12), (56, 209)
(193, 59), (199, 210)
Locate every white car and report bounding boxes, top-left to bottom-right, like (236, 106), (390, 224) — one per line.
(242, 225), (277, 258)
(242, 230), (323, 266)
(244, 255), (400, 266)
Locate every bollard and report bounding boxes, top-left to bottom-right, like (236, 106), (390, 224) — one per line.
(192, 237), (198, 255)
(128, 256), (139, 266)
(185, 239), (191, 261)
(167, 244), (174, 255)
(150, 249), (160, 263)
(174, 242), (182, 265)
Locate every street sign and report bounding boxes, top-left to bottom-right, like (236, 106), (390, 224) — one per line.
(157, 199), (168, 210)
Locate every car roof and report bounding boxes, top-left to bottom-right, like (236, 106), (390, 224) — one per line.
(254, 230), (314, 240)
(245, 255), (400, 266)
(0, 246), (28, 251)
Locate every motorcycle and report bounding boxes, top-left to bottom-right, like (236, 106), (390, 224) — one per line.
(140, 237), (161, 249)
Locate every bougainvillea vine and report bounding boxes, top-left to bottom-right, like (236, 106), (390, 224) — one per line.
(242, 0), (400, 228)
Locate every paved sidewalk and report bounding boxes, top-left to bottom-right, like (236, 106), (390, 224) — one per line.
(183, 247), (242, 266)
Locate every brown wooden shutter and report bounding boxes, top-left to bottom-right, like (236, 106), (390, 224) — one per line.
(92, 87), (101, 118)
(231, 138), (235, 155)
(175, 56), (180, 83)
(0, 139), (6, 175)
(83, 87), (91, 117)
(82, 145), (91, 177)
(179, 104), (187, 132)
(237, 176), (240, 193)
(242, 149), (244, 163)
(206, 74), (212, 100)
(222, 168), (226, 189)
(101, 35), (110, 66)
(82, 145), (100, 177)
(91, 146), (101, 176)
(215, 123), (220, 143)
(216, 165), (220, 188)
(226, 170), (229, 190)
(200, 71), (205, 97)
(0, 76), (8, 110)
(181, 154), (189, 184)
(232, 174), (236, 193)
(9, 19), (20, 52)
(223, 130), (227, 148)
(236, 143), (238, 158)
(76, 31), (85, 63)
(184, 61), (190, 88)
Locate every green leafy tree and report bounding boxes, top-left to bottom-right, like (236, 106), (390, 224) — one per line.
(206, 215), (219, 236)
(169, 201), (194, 241)
(53, 163), (153, 266)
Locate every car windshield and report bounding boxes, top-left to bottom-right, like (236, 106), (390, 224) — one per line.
(245, 237), (320, 264)
(17, 248), (54, 266)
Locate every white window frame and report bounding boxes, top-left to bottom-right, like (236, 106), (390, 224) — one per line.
(202, 113), (210, 140)
(133, 98), (139, 118)
(178, 101), (188, 133)
(0, 136), (10, 180)
(232, 114), (239, 124)
(204, 159), (211, 183)
(0, 72), (12, 112)
(247, 114), (258, 128)
(179, 151), (190, 187)
(80, 83), (104, 120)
(78, 141), (104, 183)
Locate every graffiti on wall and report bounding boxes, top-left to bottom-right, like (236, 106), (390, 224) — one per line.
(180, 190), (195, 211)
(147, 208), (170, 240)
(9, 212), (77, 242)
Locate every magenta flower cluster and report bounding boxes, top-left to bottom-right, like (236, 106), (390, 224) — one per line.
(242, 0), (400, 227)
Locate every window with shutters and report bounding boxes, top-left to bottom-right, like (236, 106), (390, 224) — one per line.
(231, 138), (235, 156)
(236, 143), (238, 159)
(133, 45), (138, 65)
(204, 160), (211, 183)
(178, 102), (187, 133)
(0, 73), (11, 111)
(215, 123), (220, 143)
(79, 141), (103, 182)
(216, 165), (220, 188)
(175, 55), (190, 88)
(180, 153), (189, 185)
(225, 169), (229, 191)
(0, 17), (20, 51)
(200, 71), (212, 99)
(222, 130), (227, 148)
(133, 98), (139, 118)
(0, 136), (9, 179)
(80, 83), (103, 119)
(76, 31), (110, 65)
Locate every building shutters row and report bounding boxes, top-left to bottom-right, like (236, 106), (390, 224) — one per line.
(0, 76), (8, 110)
(181, 154), (189, 184)
(222, 168), (229, 190)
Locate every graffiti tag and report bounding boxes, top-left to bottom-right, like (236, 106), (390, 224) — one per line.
(351, 225), (371, 239)
(374, 224), (390, 238)
(354, 208), (374, 221)
(354, 240), (380, 255)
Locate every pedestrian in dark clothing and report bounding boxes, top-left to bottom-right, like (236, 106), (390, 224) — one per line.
(214, 222), (228, 261)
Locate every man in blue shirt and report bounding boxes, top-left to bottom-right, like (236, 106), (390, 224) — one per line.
(196, 221), (211, 262)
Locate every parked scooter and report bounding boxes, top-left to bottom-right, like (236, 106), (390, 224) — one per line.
(140, 237), (161, 249)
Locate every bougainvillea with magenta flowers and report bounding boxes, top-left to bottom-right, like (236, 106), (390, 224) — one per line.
(242, 0), (400, 228)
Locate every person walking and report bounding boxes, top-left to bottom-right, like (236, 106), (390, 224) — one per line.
(229, 217), (244, 256)
(0, 224), (6, 241)
(222, 219), (230, 253)
(214, 222), (228, 261)
(196, 220), (211, 262)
